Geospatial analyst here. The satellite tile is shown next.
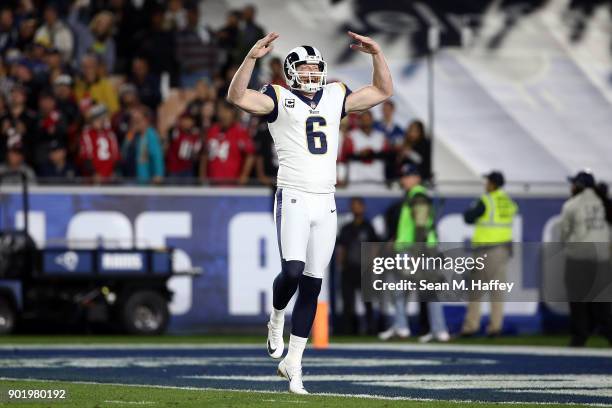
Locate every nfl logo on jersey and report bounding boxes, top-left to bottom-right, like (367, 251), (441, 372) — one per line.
(285, 99), (295, 108)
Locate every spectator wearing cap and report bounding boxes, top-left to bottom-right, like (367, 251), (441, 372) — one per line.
(121, 106), (164, 184)
(339, 110), (390, 186)
(200, 100), (254, 185)
(33, 4), (73, 62)
(52, 74), (80, 148)
(461, 170), (518, 337)
(0, 8), (18, 54)
(397, 120), (431, 182)
(78, 104), (120, 184)
(175, 5), (219, 88)
(129, 57), (161, 113)
(560, 170), (612, 347)
(38, 139), (75, 183)
(165, 113), (202, 180)
(111, 83), (140, 146)
(69, 9), (116, 74)
(0, 130), (36, 185)
(74, 53), (119, 114)
(379, 164), (448, 342)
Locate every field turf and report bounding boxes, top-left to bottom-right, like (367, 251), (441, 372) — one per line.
(0, 335), (610, 407)
(0, 379), (596, 408)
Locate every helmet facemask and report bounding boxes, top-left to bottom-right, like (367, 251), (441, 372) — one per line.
(286, 58), (327, 93)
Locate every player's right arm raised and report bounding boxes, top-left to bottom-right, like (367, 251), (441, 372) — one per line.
(226, 32), (279, 115)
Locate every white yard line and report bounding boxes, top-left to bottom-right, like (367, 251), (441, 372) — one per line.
(0, 342), (610, 357)
(260, 399), (307, 404)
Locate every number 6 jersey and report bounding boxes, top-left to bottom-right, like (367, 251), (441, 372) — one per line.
(261, 82), (351, 194)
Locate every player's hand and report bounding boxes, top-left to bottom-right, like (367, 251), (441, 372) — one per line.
(247, 32), (279, 60)
(348, 31), (381, 55)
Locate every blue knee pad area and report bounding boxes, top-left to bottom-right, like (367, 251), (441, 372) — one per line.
(291, 274), (322, 338)
(272, 260), (305, 310)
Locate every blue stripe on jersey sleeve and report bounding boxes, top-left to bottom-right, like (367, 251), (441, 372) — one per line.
(260, 84), (279, 123)
(341, 83), (352, 119)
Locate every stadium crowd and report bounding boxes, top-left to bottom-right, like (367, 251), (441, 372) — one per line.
(0, 0), (431, 186)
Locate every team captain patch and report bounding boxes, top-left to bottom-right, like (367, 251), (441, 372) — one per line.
(284, 99), (295, 108)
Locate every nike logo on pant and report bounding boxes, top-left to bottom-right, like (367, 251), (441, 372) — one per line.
(331, 209), (336, 213)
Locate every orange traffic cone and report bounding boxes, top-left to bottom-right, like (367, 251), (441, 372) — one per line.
(311, 301), (329, 349)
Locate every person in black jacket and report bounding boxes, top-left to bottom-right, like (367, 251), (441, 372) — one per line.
(595, 182), (612, 226)
(336, 197), (378, 334)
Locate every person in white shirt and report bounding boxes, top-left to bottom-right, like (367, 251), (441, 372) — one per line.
(340, 110), (389, 185)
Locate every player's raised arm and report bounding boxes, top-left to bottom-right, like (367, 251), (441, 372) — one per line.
(226, 32), (279, 115)
(344, 31), (393, 113)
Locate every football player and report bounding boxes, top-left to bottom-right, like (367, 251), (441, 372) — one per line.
(227, 31), (393, 394)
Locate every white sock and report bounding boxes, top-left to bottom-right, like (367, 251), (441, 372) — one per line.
(270, 308), (285, 325)
(285, 334), (307, 367)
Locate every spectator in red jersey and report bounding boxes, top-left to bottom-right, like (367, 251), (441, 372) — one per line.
(78, 104), (120, 184)
(200, 100), (254, 185)
(165, 113), (202, 180)
(339, 110), (390, 185)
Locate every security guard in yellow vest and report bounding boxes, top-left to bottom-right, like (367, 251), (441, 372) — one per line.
(460, 170), (517, 337)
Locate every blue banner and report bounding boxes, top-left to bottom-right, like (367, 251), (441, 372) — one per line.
(0, 189), (567, 333)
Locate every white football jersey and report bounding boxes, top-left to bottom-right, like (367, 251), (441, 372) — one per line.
(261, 82), (351, 193)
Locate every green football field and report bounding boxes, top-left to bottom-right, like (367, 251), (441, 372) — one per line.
(0, 335), (610, 407)
(0, 379), (594, 408)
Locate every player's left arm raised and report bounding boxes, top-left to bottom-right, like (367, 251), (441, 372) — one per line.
(344, 32), (393, 113)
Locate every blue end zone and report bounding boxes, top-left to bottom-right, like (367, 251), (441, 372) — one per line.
(0, 344), (610, 405)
